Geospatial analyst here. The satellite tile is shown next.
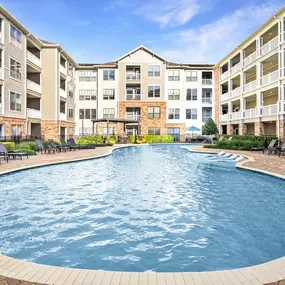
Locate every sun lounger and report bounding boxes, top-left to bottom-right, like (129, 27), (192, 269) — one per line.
(251, 139), (277, 154)
(277, 142), (285, 157)
(48, 139), (70, 152)
(0, 142), (29, 160)
(35, 139), (57, 154)
(60, 138), (78, 151)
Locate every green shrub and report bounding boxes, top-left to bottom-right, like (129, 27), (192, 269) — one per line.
(3, 142), (15, 151)
(202, 118), (218, 135)
(128, 135), (138, 144)
(19, 149), (37, 155)
(106, 138), (116, 146)
(76, 136), (104, 145)
(16, 141), (37, 151)
(42, 140), (50, 148)
(143, 135), (174, 143)
(54, 140), (62, 146)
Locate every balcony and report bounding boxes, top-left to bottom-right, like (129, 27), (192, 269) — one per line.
(126, 114), (140, 120)
(0, 103), (2, 114)
(60, 64), (66, 75)
(126, 94), (141, 100)
(260, 70), (278, 87)
(220, 114), (229, 122)
(230, 87), (242, 98)
(27, 51), (41, 68)
(60, 112), (66, 121)
(261, 104), (278, 116)
(243, 51), (257, 67)
(202, 98), (212, 104)
(60, 88), (67, 98)
(220, 70), (229, 81)
(220, 92), (230, 102)
(27, 80), (41, 94)
(260, 36), (278, 57)
(202, 79), (212, 85)
(243, 80), (257, 93)
(202, 116), (211, 123)
(126, 74), (141, 81)
(244, 108), (257, 119)
(230, 62), (242, 75)
(27, 108), (41, 119)
(229, 111), (241, 120)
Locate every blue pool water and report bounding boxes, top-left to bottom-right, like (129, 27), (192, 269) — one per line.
(0, 145), (285, 272)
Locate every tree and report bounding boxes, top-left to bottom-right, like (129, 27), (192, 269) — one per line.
(202, 118), (218, 135)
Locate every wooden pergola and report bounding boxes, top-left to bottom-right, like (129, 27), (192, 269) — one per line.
(91, 118), (141, 137)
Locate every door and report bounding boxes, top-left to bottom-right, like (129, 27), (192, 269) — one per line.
(168, 128), (180, 141)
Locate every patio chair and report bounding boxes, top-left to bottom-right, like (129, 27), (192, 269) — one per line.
(251, 139), (277, 154)
(0, 142), (29, 160)
(48, 139), (70, 152)
(60, 138), (77, 151)
(35, 139), (57, 154)
(277, 142), (285, 157)
(0, 153), (9, 163)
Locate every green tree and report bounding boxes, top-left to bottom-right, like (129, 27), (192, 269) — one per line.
(202, 118), (218, 135)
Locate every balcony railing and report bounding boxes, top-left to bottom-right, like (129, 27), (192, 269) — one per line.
(244, 108), (257, 119)
(0, 103), (2, 114)
(230, 86), (242, 98)
(27, 108), (41, 119)
(27, 80), (41, 94)
(243, 51), (257, 67)
(126, 115), (140, 120)
(261, 104), (278, 116)
(220, 92), (230, 102)
(10, 36), (22, 49)
(60, 64), (66, 75)
(202, 116), (211, 122)
(126, 94), (141, 100)
(229, 111), (241, 120)
(126, 74), (141, 80)
(202, 79), (212, 85)
(220, 114), (229, 122)
(230, 61), (242, 75)
(260, 70), (278, 87)
(60, 88), (67, 98)
(260, 36), (278, 56)
(27, 51), (42, 68)
(60, 112), (66, 121)
(243, 80), (257, 93)
(220, 70), (229, 81)
(202, 98), (212, 103)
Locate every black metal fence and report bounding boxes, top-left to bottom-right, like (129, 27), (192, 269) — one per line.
(0, 135), (44, 143)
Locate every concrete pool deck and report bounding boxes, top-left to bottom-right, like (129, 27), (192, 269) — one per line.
(0, 144), (285, 285)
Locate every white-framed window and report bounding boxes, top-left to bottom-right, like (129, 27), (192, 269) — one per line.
(79, 90), (97, 100)
(168, 70), (180, 81)
(10, 25), (22, 43)
(168, 89), (180, 100)
(103, 127), (115, 135)
(186, 89), (198, 100)
(148, 106), (160, 118)
(79, 70), (97, 82)
(148, 85), (160, 98)
(68, 108), (74, 119)
(186, 109), (198, 120)
(186, 71), (198, 81)
(11, 125), (22, 136)
(79, 109), (96, 120)
(10, 91), (21, 112)
(10, 58), (22, 81)
(103, 89), (115, 100)
(103, 108), (115, 119)
(148, 127), (160, 135)
(202, 90), (212, 103)
(103, 70), (115, 80)
(168, 108), (180, 119)
(148, 65), (160, 77)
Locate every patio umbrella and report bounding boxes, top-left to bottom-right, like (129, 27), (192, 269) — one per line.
(186, 126), (201, 137)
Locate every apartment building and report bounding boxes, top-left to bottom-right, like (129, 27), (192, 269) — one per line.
(75, 46), (214, 140)
(0, 6), (76, 139)
(216, 7), (285, 140)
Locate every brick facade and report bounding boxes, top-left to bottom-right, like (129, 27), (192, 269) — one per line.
(239, 123), (247, 135)
(227, 123), (233, 135)
(254, 121), (265, 136)
(41, 120), (75, 139)
(0, 116), (27, 136)
(279, 115), (285, 141)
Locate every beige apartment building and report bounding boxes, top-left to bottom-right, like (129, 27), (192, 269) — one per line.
(216, 6), (285, 140)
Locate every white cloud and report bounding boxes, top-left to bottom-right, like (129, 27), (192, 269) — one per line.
(69, 20), (92, 27)
(158, 2), (282, 63)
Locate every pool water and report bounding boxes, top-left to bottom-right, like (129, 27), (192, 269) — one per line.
(0, 145), (285, 272)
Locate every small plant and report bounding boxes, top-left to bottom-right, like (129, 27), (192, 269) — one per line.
(106, 138), (116, 146)
(16, 141), (37, 151)
(3, 142), (15, 151)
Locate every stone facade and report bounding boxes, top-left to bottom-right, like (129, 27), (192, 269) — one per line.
(239, 123), (247, 135)
(278, 115), (285, 141)
(41, 120), (75, 139)
(0, 116), (27, 136)
(254, 121), (265, 136)
(226, 123), (233, 135)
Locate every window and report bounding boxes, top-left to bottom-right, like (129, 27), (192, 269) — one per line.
(103, 89), (115, 100)
(168, 89), (180, 100)
(103, 127), (114, 135)
(103, 108), (115, 119)
(186, 109), (198, 120)
(79, 70), (97, 82)
(148, 128), (160, 135)
(10, 91), (21, 111)
(186, 89), (198, 100)
(79, 90), (97, 100)
(148, 85), (160, 98)
(202, 90), (212, 103)
(168, 128), (180, 141)
(68, 108), (74, 119)
(85, 109), (91, 119)
(103, 70), (115, 80)
(11, 125), (22, 136)
(148, 106), (160, 118)
(168, 70), (180, 81)
(79, 109), (96, 119)
(148, 65), (160, 77)
(91, 109), (97, 119)
(186, 71), (197, 81)
(68, 63), (73, 77)
(10, 25), (22, 43)
(10, 58), (22, 80)
(168, 108), (180, 119)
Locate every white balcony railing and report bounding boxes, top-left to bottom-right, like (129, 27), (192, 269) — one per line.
(126, 74), (141, 80)
(260, 70), (278, 87)
(126, 115), (140, 120)
(230, 62), (242, 75)
(229, 111), (241, 120)
(202, 116), (211, 123)
(220, 114), (229, 122)
(60, 112), (66, 121)
(243, 51), (257, 67)
(220, 70), (229, 81)
(0, 103), (2, 114)
(260, 36), (278, 56)
(60, 64), (66, 75)
(27, 80), (41, 94)
(220, 92), (230, 102)
(60, 88), (67, 98)
(243, 80), (257, 93)
(27, 51), (42, 68)
(202, 98), (212, 104)
(244, 108), (257, 119)
(230, 86), (242, 98)
(27, 108), (41, 119)
(261, 104), (278, 116)
(9, 36), (22, 49)
(126, 94), (141, 100)
(202, 79), (212, 85)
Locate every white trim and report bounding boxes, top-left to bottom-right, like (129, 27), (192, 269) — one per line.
(147, 84), (161, 98)
(8, 89), (22, 113)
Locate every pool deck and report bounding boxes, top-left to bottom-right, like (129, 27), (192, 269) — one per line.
(0, 144), (285, 285)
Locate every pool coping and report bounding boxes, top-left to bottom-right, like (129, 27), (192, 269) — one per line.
(0, 144), (285, 285)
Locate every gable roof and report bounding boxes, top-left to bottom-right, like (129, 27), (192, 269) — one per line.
(115, 45), (168, 63)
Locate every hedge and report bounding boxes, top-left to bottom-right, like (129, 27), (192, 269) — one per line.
(3, 142), (15, 151)
(77, 136), (105, 145)
(143, 135), (174, 143)
(19, 149), (37, 155)
(16, 141), (37, 151)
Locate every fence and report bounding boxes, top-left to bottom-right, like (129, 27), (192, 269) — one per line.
(0, 135), (44, 143)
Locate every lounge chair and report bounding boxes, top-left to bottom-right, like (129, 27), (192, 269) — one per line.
(0, 154), (8, 163)
(277, 142), (285, 157)
(48, 139), (70, 152)
(0, 142), (29, 160)
(35, 139), (57, 154)
(60, 138), (78, 151)
(251, 139), (277, 154)
(67, 138), (96, 149)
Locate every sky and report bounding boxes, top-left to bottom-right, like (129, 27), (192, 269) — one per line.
(1, 0), (284, 64)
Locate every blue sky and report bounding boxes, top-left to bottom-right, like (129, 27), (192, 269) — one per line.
(2, 0), (284, 64)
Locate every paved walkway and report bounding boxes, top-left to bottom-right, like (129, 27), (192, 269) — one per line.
(0, 144), (285, 285)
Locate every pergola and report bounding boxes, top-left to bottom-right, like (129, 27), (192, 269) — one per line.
(91, 118), (141, 137)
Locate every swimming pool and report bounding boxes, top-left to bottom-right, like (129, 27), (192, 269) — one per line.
(0, 145), (285, 272)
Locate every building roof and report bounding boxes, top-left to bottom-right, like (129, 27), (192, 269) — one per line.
(39, 39), (55, 45)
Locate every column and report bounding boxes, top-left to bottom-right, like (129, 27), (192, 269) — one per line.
(254, 121), (264, 136)
(256, 37), (261, 57)
(239, 123), (247, 135)
(256, 92), (262, 116)
(227, 123), (234, 135)
(256, 62), (262, 88)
